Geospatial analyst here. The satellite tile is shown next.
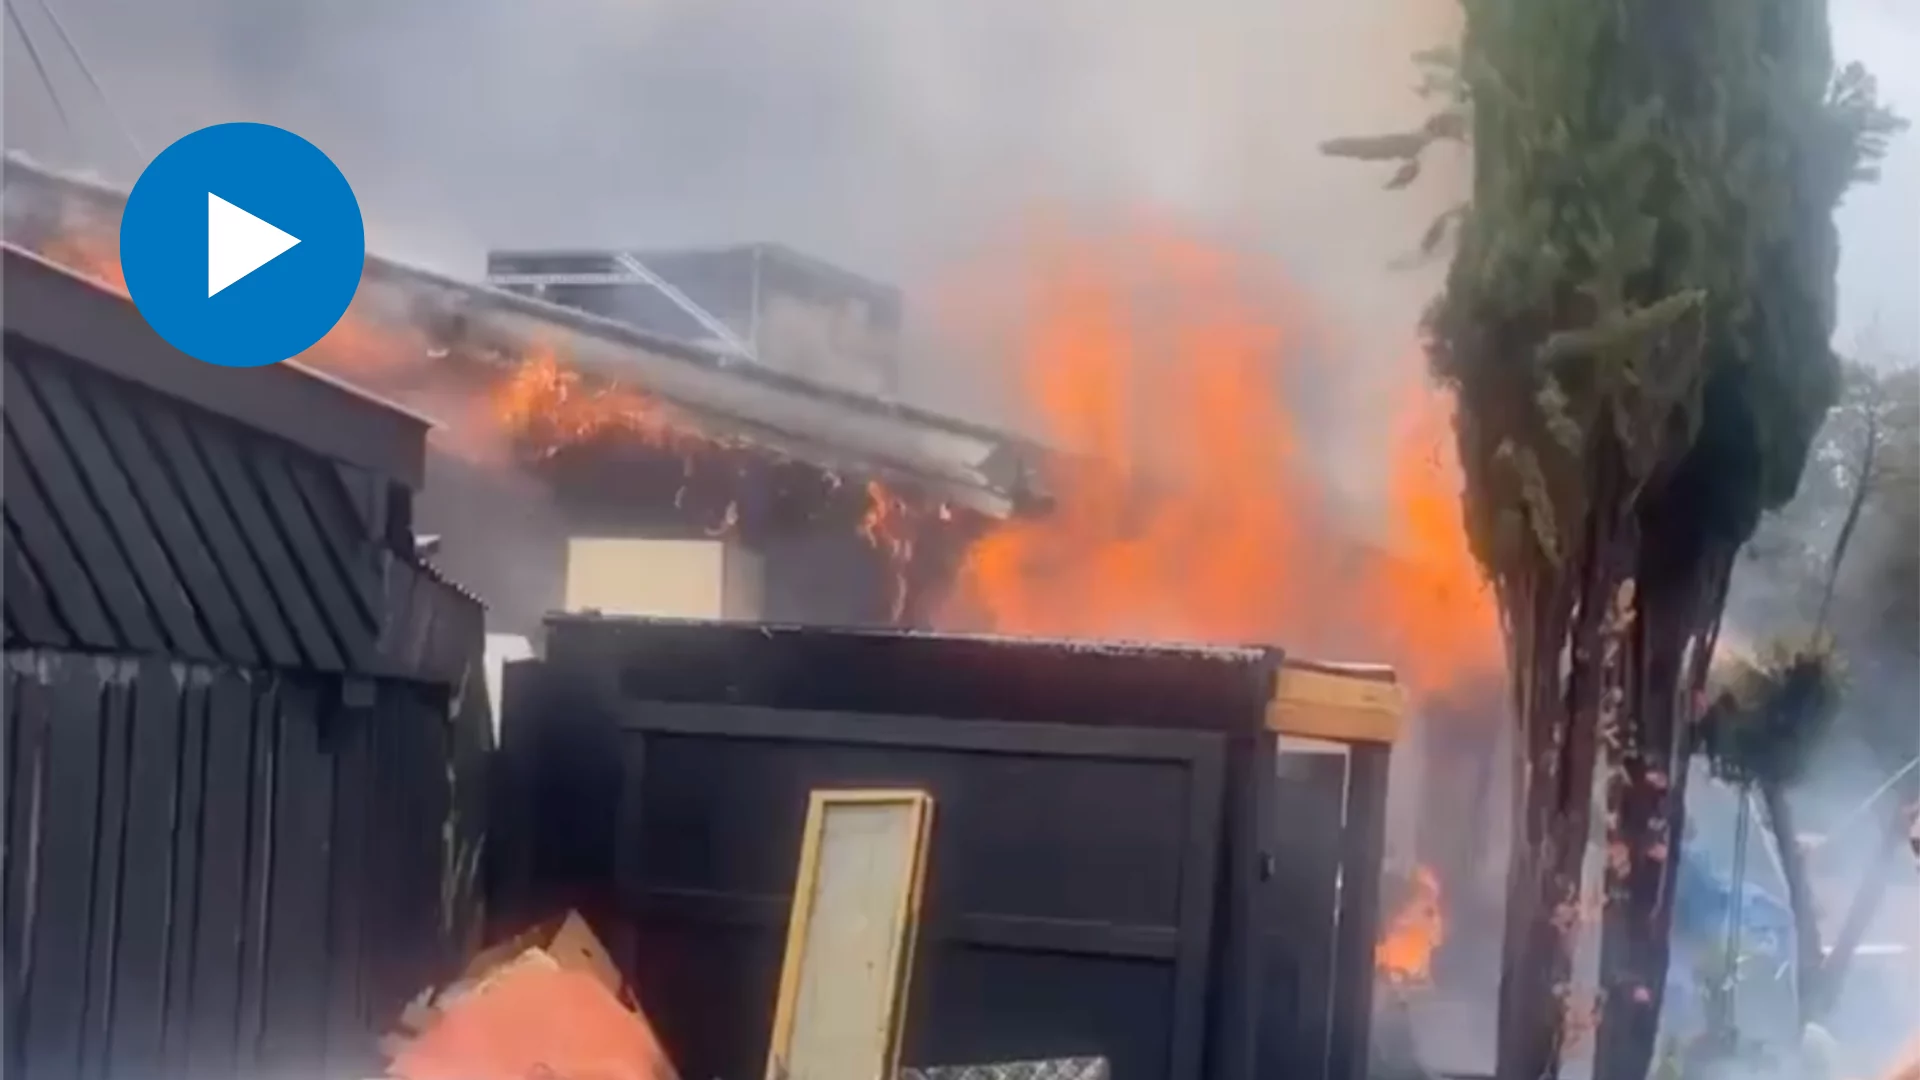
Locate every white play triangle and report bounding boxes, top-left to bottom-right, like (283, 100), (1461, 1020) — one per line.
(206, 192), (300, 298)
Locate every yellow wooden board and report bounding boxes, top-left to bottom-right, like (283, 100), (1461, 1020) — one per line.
(1265, 658), (1407, 745)
(766, 789), (934, 1080)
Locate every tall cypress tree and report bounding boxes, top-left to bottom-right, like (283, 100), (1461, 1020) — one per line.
(1326, 0), (1903, 1076)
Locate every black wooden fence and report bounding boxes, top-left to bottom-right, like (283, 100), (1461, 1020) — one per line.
(493, 616), (1394, 1080)
(2, 245), (489, 1080)
(2, 654), (451, 1079)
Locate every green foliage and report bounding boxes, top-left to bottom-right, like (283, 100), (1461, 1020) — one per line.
(1698, 636), (1846, 787)
(1328, 0), (1907, 579)
(1321, 49), (1472, 257)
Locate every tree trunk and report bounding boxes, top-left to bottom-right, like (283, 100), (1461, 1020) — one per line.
(1591, 542), (1731, 1080)
(1816, 407), (1879, 632)
(1760, 778), (1824, 1027)
(1495, 515), (1633, 1080)
(1804, 804), (1910, 1021)
(1591, 607), (1691, 1080)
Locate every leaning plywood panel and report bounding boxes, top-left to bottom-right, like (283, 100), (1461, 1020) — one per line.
(767, 790), (933, 1080)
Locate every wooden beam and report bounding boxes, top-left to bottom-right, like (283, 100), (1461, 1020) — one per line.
(1266, 660), (1406, 745)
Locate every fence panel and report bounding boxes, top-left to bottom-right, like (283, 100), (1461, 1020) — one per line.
(1, 651), (455, 1080)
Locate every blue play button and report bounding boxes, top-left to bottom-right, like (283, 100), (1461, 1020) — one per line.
(120, 123), (366, 368)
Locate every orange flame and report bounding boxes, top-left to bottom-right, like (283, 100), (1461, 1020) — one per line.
(39, 230), (127, 293)
(936, 222), (1501, 703)
(1376, 865), (1447, 985)
(490, 347), (708, 456)
(482, 350), (919, 611)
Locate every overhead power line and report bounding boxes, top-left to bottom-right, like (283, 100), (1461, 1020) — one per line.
(4, 0), (143, 170)
(29, 0), (143, 160)
(5, 0), (77, 143)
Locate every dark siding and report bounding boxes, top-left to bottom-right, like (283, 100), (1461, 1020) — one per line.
(555, 696), (1227, 1080)
(2, 288), (487, 1080)
(1330, 745), (1391, 1080)
(3, 332), (482, 685)
(88, 388), (260, 664)
(0, 653), (457, 1080)
(22, 359), (214, 659)
(505, 623), (1234, 1080)
(22, 660), (106, 1077)
(501, 619), (1395, 1080)
(5, 359), (159, 651)
(107, 663), (182, 1075)
(1265, 749), (1352, 1080)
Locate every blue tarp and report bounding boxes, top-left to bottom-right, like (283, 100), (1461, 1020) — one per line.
(1664, 843), (1800, 1039)
(1673, 845), (1795, 955)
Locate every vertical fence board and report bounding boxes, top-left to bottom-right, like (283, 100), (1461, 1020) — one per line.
(79, 663), (133, 1080)
(1329, 745), (1391, 1080)
(1, 661), (14, 1072)
(361, 693), (408, 1031)
(4, 658), (52, 1077)
(410, 695), (450, 992)
(324, 703), (374, 1075)
(234, 673), (280, 1078)
(1263, 749), (1350, 1080)
(259, 680), (336, 1075)
(105, 661), (184, 1075)
(21, 659), (106, 1078)
(183, 668), (257, 1077)
(158, 670), (209, 1075)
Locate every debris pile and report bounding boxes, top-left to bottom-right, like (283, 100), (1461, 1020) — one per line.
(380, 912), (679, 1080)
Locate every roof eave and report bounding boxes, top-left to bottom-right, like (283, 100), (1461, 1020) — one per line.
(3, 151), (1042, 520)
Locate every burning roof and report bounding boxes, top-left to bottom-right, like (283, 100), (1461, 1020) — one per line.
(0, 152), (1048, 521)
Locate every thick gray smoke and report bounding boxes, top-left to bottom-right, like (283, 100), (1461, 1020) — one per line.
(2, 0), (1464, 428)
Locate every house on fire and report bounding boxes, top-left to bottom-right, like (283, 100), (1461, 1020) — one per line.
(3, 152), (1052, 641)
(2, 149), (1481, 903)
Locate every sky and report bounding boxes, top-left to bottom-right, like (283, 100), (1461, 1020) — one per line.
(3, 0), (1915, 410)
(1828, 0), (1920, 362)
